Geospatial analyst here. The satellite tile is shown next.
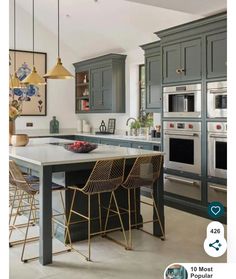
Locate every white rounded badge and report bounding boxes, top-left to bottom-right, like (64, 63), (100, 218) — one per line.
(203, 221), (227, 257)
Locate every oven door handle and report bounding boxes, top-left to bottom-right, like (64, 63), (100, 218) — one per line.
(209, 134), (227, 139)
(164, 132), (199, 137)
(165, 176), (200, 187)
(209, 89), (227, 94)
(209, 185), (227, 193)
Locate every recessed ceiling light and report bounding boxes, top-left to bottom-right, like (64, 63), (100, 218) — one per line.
(66, 14), (70, 18)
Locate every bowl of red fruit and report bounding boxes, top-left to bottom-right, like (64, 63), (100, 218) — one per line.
(64, 141), (97, 153)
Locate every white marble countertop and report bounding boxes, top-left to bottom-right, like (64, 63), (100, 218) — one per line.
(16, 129), (161, 144)
(9, 137), (163, 166)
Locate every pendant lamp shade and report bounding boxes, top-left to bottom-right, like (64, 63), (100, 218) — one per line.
(21, 66), (46, 85)
(44, 0), (73, 79)
(9, 73), (21, 89)
(44, 57), (73, 79)
(9, 0), (21, 89)
(21, 0), (46, 85)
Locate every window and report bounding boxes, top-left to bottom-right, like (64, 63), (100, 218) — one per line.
(139, 64), (146, 113)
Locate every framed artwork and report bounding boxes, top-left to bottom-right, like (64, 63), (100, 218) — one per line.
(9, 49), (47, 116)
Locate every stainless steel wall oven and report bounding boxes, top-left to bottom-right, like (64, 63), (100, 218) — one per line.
(163, 121), (201, 174)
(207, 81), (227, 118)
(163, 83), (201, 118)
(208, 122), (227, 179)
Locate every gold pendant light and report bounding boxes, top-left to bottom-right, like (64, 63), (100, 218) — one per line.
(22, 0), (46, 85)
(9, 0), (21, 89)
(44, 0), (73, 79)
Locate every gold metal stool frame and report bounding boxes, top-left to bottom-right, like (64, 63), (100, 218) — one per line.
(9, 160), (72, 263)
(65, 158), (128, 261)
(119, 155), (165, 249)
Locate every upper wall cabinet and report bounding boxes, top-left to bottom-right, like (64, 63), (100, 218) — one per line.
(73, 54), (126, 113)
(141, 41), (162, 112)
(206, 31), (227, 79)
(156, 12), (227, 83)
(162, 38), (202, 84)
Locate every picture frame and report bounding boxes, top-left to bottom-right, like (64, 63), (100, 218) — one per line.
(9, 49), (47, 116)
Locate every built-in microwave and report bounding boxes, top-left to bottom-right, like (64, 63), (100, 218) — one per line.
(163, 84), (201, 118)
(207, 81), (227, 118)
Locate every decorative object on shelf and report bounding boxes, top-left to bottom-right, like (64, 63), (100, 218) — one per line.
(50, 116), (59, 133)
(83, 75), (87, 83)
(99, 120), (107, 133)
(11, 134), (29, 147)
(9, 0), (21, 89)
(82, 88), (89, 96)
(64, 141), (97, 153)
(9, 50), (47, 116)
(44, 0), (73, 79)
(21, 0), (46, 86)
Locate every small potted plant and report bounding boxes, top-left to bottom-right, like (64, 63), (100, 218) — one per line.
(130, 120), (141, 136)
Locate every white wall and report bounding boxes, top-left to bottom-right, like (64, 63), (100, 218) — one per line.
(10, 4), (157, 133)
(10, 4), (78, 131)
(79, 48), (144, 133)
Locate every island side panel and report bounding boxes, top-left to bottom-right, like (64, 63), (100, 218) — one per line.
(39, 165), (53, 265)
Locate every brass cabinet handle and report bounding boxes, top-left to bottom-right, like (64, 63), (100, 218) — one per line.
(181, 68), (185, 73)
(175, 69), (181, 74)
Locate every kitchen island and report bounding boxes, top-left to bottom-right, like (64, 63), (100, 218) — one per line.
(9, 137), (164, 265)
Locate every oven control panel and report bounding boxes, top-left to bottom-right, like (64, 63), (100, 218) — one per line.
(208, 122), (227, 133)
(163, 121), (201, 132)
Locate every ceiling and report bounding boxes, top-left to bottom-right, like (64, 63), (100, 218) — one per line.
(13, 0), (227, 60)
(125, 0), (227, 16)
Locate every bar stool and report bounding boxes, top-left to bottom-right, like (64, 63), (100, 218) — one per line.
(9, 160), (71, 263)
(66, 158), (128, 261)
(120, 154), (164, 249)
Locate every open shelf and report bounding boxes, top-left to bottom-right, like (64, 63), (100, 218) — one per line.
(76, 71), (90, 112)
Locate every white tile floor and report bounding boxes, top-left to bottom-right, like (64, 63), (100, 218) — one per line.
(9, 197), (226, 279)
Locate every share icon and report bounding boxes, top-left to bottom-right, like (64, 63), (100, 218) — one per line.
(209, 240), (222, 251)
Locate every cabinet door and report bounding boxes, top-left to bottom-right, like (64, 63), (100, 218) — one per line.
(131, 142), (152, 150)
(146, 56), (162, 110)
(90, 67), (112, 111)
(207, 32), (227, 79)
(162, 44), (181, 83)
(181, 39), (202, 81)
(100, 67), (112, 110)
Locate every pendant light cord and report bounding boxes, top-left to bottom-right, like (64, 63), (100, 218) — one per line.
(32, 0), (35, 66)
(58, 0), (60, 58)
(13, 0), (16, 72)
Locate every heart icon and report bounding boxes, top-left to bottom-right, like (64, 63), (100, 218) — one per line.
(211, 206), (221, 215)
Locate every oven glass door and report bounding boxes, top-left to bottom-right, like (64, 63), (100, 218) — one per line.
(164, 132), (201, 174)
(208, 135), (227, 178)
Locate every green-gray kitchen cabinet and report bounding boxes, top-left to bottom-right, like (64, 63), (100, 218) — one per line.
(140, 41), (162, 112)
(162, 38), (202, 83)
(206, 31), (227, 79)
(90, 67), (112, 111)
(131, 142), (153, 150)
(73, 54), (126, 113)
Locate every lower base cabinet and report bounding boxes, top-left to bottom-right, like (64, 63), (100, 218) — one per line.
(164, 174), (201, 201)
(208, 183), (227, 207)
